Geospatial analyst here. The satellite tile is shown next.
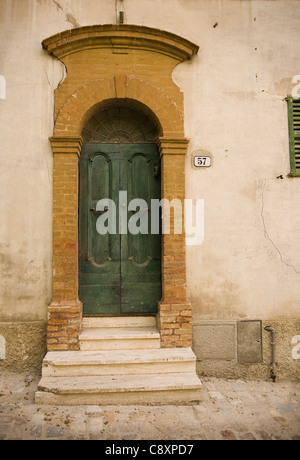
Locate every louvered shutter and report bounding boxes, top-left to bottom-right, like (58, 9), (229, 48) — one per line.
(287, 97), (300, 176)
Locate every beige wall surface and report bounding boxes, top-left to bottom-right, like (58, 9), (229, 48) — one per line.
(0, 0), (299, 375)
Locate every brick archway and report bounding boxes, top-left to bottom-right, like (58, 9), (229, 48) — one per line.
(54, 76), (184, 139)
(43, 25), (199, 350)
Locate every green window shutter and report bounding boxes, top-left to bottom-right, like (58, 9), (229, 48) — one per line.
(287, 97), (300, 177)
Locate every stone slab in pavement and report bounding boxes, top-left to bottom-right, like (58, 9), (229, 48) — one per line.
(0, 371), (299, 441)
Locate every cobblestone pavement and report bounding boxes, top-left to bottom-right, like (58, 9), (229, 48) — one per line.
(0, 371), (299, 440)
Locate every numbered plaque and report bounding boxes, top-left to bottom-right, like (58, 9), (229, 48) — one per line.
(193, 156), (211, 168)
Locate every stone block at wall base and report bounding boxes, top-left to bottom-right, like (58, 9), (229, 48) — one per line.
(193, 319), (300, 381)
(0, 321), (46, 374)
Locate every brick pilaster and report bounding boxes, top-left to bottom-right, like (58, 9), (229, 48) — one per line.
(48, 137), (83, 351)
(157, 138), (192, 348)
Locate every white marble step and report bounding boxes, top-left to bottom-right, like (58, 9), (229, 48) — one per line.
(35, 372), (202, 406)
(79, 326), (160, 350)
(41, 348), (197, 377)
(82, 316), (157, 328)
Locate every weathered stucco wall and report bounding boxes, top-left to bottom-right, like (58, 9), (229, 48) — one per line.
(0, 0), (299, 377)
(174, 1), (300, 322)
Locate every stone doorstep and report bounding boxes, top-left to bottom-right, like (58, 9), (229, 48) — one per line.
(37, 318), (202, 405)
(41, 348), (197, 377)
(37, 373), (202, 394)
(80, 327), (160, 340)
(82, 316), (157, 328)
(35, 373), (202, 406)
(79, 326), (161, 351)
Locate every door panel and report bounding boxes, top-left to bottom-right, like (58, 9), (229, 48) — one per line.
(79, 143), (161, 315)
(121, 144), (161, 314)
(79, 144), (121, 315)
(89, 153), (111, 265)
(127, 152), (151, 265)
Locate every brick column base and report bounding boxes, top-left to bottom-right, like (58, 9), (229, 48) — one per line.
(47, 302), (83, 351)
(159, 302), (193, 348)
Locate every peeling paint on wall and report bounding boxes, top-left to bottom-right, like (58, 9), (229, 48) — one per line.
(292, 75), (300, 99)
(0, 335), (6, 360)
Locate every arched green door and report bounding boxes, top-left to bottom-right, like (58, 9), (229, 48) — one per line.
(79, 142), (161, 315)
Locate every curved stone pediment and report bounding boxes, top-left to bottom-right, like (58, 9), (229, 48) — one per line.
(42, 24), (199, 62)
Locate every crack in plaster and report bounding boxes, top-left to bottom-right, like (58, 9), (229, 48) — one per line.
(261, 179), (300, 275)
(52, 0), (80, 28)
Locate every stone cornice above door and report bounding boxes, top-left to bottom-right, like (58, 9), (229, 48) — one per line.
(42, 24), (199, 62)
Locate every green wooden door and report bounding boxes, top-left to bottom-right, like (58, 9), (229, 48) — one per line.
(79, 143), (161, 315)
